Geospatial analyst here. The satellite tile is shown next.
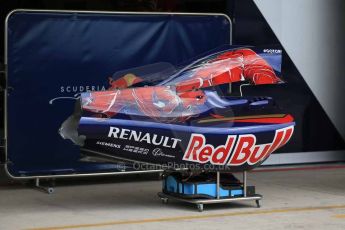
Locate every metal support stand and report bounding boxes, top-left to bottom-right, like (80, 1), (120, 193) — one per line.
(158, 171), (262, 212)
(34, 178), (55, 194)
(243, 170), (247, 197)
(216, 171), (220, 199)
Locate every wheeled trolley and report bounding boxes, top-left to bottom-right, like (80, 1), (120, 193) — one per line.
(158, 171), (262, 212)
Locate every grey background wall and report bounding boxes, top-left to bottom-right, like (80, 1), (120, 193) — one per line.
(254, 0), (345, 140)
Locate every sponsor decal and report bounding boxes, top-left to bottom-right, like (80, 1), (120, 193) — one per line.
(60, 85), (106, 93)
(108, 127), (181, 149)
(123, 145), (149, 155)
(96, 141), (121, 149)
(263, 49), (282, 54)
(49, 85), (107, 104)
(183, 126), (294, 166)
(152, 148), (175, 158)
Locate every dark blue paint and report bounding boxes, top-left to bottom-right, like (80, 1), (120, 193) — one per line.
(79, 117), (295, 135)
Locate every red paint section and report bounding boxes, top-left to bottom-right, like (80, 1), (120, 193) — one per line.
(278, 127), (294, 148)
(228, 135), (256, 165)
(248, 144), (271, 165)
(183, 134), (236, 164)
(182, 126), (294, 166)
(210, 113), (225, 119)
(82, 48), (284, 122)
(183, 134), (204, 162)
(232, 114), (294, 124)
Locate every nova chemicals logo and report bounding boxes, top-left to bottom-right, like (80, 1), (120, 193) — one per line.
(152, 148), (175, 158)
(152, 148), (163, 156)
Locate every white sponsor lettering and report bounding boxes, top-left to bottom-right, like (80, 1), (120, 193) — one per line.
(96, 141), (121, 149)
(263, 49), (282, 54)
(60, 85), (106, 93)
(108, 127), (181, 149)
(123, 145), (149, 155)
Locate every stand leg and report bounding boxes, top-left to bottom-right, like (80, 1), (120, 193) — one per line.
(197, 203), (204, 212)
(161, 197), (169, 204)
(34, 178), (54, 194)
(243, 171), (247, 197)
(256, 199), (261, 208)
(216, 171), (220, 199)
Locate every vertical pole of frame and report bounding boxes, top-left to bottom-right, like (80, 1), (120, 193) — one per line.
(35, 178), (40, 187)
(216, 171), (220, 199)
(243, 171), (247, 197)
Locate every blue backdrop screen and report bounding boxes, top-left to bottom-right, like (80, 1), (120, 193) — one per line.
(6, 11), (231, 176)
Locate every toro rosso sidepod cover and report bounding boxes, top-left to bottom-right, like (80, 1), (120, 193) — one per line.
(59, 46), (295, 171)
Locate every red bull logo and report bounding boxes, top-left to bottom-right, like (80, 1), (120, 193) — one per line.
(183, 126), (294, 166)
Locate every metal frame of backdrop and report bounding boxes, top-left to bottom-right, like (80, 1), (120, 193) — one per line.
(3, 9), (232, 180)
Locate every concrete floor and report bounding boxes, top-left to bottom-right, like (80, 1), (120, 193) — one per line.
(0, 165), (344, 230)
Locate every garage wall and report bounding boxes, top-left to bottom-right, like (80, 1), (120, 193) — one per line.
(254, 0), (345, 140)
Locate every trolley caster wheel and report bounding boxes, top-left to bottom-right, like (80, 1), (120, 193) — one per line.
(161, 198), (168, 204)
(255, 199), (261, 208)
(197, 204), (204, 212)
(47, 187), (54, 194)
